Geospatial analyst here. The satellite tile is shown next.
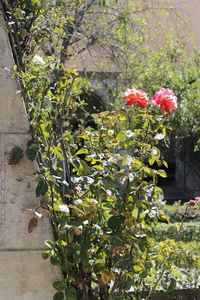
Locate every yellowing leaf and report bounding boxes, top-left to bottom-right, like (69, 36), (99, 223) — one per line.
(143, 166), (152, 175)
(101, 273), (110, 284)
(157, 169), (167, 178)
(93, 165), (104, 171)
(63, 68), (78, 76)
(133, 265), (143, 273)
(109, 272), (115, 281)
(75, 148), (89, 156)
(40, 196), (49, 209)
(159, 214), (169, 223)
(101, 234), (110, 241)
(61, 240), (67, 246)
(72, 226), (82, 235)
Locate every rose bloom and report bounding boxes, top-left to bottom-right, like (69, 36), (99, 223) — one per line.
(188, 200), (196, 206)
(124, 88), (148, 108)
(152, 88), (177, 112)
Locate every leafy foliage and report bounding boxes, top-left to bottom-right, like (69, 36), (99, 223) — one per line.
(2, 0), (200, 299)
(20, 57), (178, 298)
(154, 222), (200, 242)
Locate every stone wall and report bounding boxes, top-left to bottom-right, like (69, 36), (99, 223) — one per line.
(0, 6), (60, 300)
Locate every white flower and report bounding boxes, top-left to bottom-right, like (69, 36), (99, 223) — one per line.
(106, 189), (112, 196)
(155, 133), (165, 140)
(108, 130), (114, 136)
(91, 198), (98, 204)
(126, 130), (133, 138)
(33, 55), (45, 65)
(149, 209), (157, 218)
(128, 173), (134, 182)
(74, 199), (82, 205)
(152, 148), (158, 155)
(126, 156), (133, 166)
(87, 177), (94, 184)
(59, 204), (69, 214)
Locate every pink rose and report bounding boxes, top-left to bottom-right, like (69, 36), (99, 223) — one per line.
(152, 88), (177, 112)
(124, 88), (148, 108)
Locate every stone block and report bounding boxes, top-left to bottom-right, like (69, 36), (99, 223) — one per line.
(0, 250), (60, 300)
(0, 8), (28, 132)
(0, 133), (54, 249)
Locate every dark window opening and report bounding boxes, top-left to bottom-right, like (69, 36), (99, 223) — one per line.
(158, 161), (176, 186)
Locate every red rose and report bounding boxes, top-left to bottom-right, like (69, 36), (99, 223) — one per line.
(188, 200), (196, 206)
(124, 88), (148, 108)
(152, 88), (177, 112)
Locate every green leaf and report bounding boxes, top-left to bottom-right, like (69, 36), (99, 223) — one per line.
(133, 265), (143, 273)
(153, 186), (164, 201)
(65, 286), (77, 300)
(141, 269), (148, 278)
(143, 166), (152, 175)
(124, 276), (132, 291)
(32, 0), (41, 6)
(99, 0), (106, 6)
(157, 169), (167, 178)
(75, 148), (89, 156)
(25, 147), (38, 161)
(148, 155), (156, 166)
(42, 250), (50, 259)
(36, 180), (48, 197)
(50, 251), (61, 265)
(45, 240), (55, 249)
(107, 215), (125, 230)
(8, 146), (24, 165)
(61, 240), (67, 247)
(167, 278), (176, 292)
(159, 214), (169, 223)
(116, 130), (126, 142)
(163, 160), (168, 168)
(93, 263), (105, 273)
(132, 158), (143, 167)
(25, 140), (38, 161)
(53, 292), (64, 300)
(53, 280), (67, 291)
(93, 165), (104, 171)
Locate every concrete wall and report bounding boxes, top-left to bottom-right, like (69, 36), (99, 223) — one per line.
(0, 7), (60, 300)
(173, 0), (200, 46)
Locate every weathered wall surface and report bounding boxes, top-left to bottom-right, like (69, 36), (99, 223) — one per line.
(173, 0), (200, 46)
(0, 7), (60, 300)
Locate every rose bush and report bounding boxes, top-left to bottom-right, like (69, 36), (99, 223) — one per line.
(20, 59), (181, 298)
